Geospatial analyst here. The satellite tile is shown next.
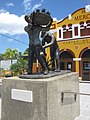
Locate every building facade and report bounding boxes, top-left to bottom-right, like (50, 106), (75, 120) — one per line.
(50, 7), (90, 80)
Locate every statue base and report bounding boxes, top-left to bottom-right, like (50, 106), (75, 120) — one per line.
(1, 72), (80, 120)
(19, 70), (71, 79)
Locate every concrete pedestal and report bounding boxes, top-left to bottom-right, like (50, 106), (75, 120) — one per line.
(1, 72), (80, 120)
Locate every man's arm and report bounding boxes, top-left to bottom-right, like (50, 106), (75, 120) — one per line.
(43, 33), (55, 48)
(24, 24), (32, 33)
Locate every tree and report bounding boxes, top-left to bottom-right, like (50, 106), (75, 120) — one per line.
(23, 48), (28, 55)
(10, 59), (28, 76)
(0, 53), (4, 60)
(4, 48), (19, 62)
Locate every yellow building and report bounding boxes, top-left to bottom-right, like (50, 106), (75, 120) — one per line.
(50, 6), (90, 81)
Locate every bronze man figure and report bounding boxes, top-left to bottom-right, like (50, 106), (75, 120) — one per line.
(24, 11), (53, 75)
(41, 31), (60, 72)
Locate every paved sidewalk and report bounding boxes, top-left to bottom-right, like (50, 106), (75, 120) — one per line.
(0, 79), (1, 120)
(74, 83), (90, 120)
(0, 99), (1, 120)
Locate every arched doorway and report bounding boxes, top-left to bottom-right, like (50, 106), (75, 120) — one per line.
(60, 50), (75, 72)
(79, 48), (90, 80)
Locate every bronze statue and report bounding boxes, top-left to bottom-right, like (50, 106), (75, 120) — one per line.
(41, 31), (60, 72)
(24, 9), (53, 75)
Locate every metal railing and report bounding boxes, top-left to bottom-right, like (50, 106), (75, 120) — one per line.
(61, 91), (90, 103)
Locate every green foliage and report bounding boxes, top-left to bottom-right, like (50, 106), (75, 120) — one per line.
(0, 53), (4, 60)
(0, 48), (28, 76)
(23, 48), (28, 55)
(4, 48), (19, 60)
(10, 59), (28, 76)
(0, 68), (4, 77)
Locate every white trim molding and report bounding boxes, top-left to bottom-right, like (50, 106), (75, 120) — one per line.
(73, 58), (81, 61)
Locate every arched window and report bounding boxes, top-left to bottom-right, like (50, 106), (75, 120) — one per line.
(86, 20), (90, 28)
(80, 21), (87, 36)
(62, 25), (66, 32)
(62, 24), (72, 39)
(68, 24), (72, 31)
(80, 21), (84, 29)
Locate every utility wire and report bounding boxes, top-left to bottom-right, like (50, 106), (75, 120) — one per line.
(0, 33), (28, 46)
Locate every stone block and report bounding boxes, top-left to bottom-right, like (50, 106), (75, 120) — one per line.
(1, 72), (80, 120)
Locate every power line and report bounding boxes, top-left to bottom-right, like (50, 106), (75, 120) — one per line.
(0, 33), (28, 46)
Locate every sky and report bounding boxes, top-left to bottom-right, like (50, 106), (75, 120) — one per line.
(0, 0), (90, 54)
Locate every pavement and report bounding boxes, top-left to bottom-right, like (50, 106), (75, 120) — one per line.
(0, 99), (1, 120)
(0, 79), (2, 120)
(74, 82), (90, 120)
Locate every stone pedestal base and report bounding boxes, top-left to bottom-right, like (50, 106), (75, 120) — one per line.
(1, 72), (80, 120)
